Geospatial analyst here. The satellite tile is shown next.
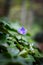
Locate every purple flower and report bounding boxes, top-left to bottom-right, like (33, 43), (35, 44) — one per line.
(18, 27), (27, 35)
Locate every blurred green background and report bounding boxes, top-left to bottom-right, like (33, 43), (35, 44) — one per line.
(0, 0), (43, 31)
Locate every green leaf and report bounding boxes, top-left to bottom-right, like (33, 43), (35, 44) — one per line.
(19, 49), (28, 57)
(7, 45), (19, 57)
(0, 33), (7, 44)
(26, 33), (31, 36)
(12, 56), (28, 65)
(25, 55), (35, 62)
(5, 25), (18, 33)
